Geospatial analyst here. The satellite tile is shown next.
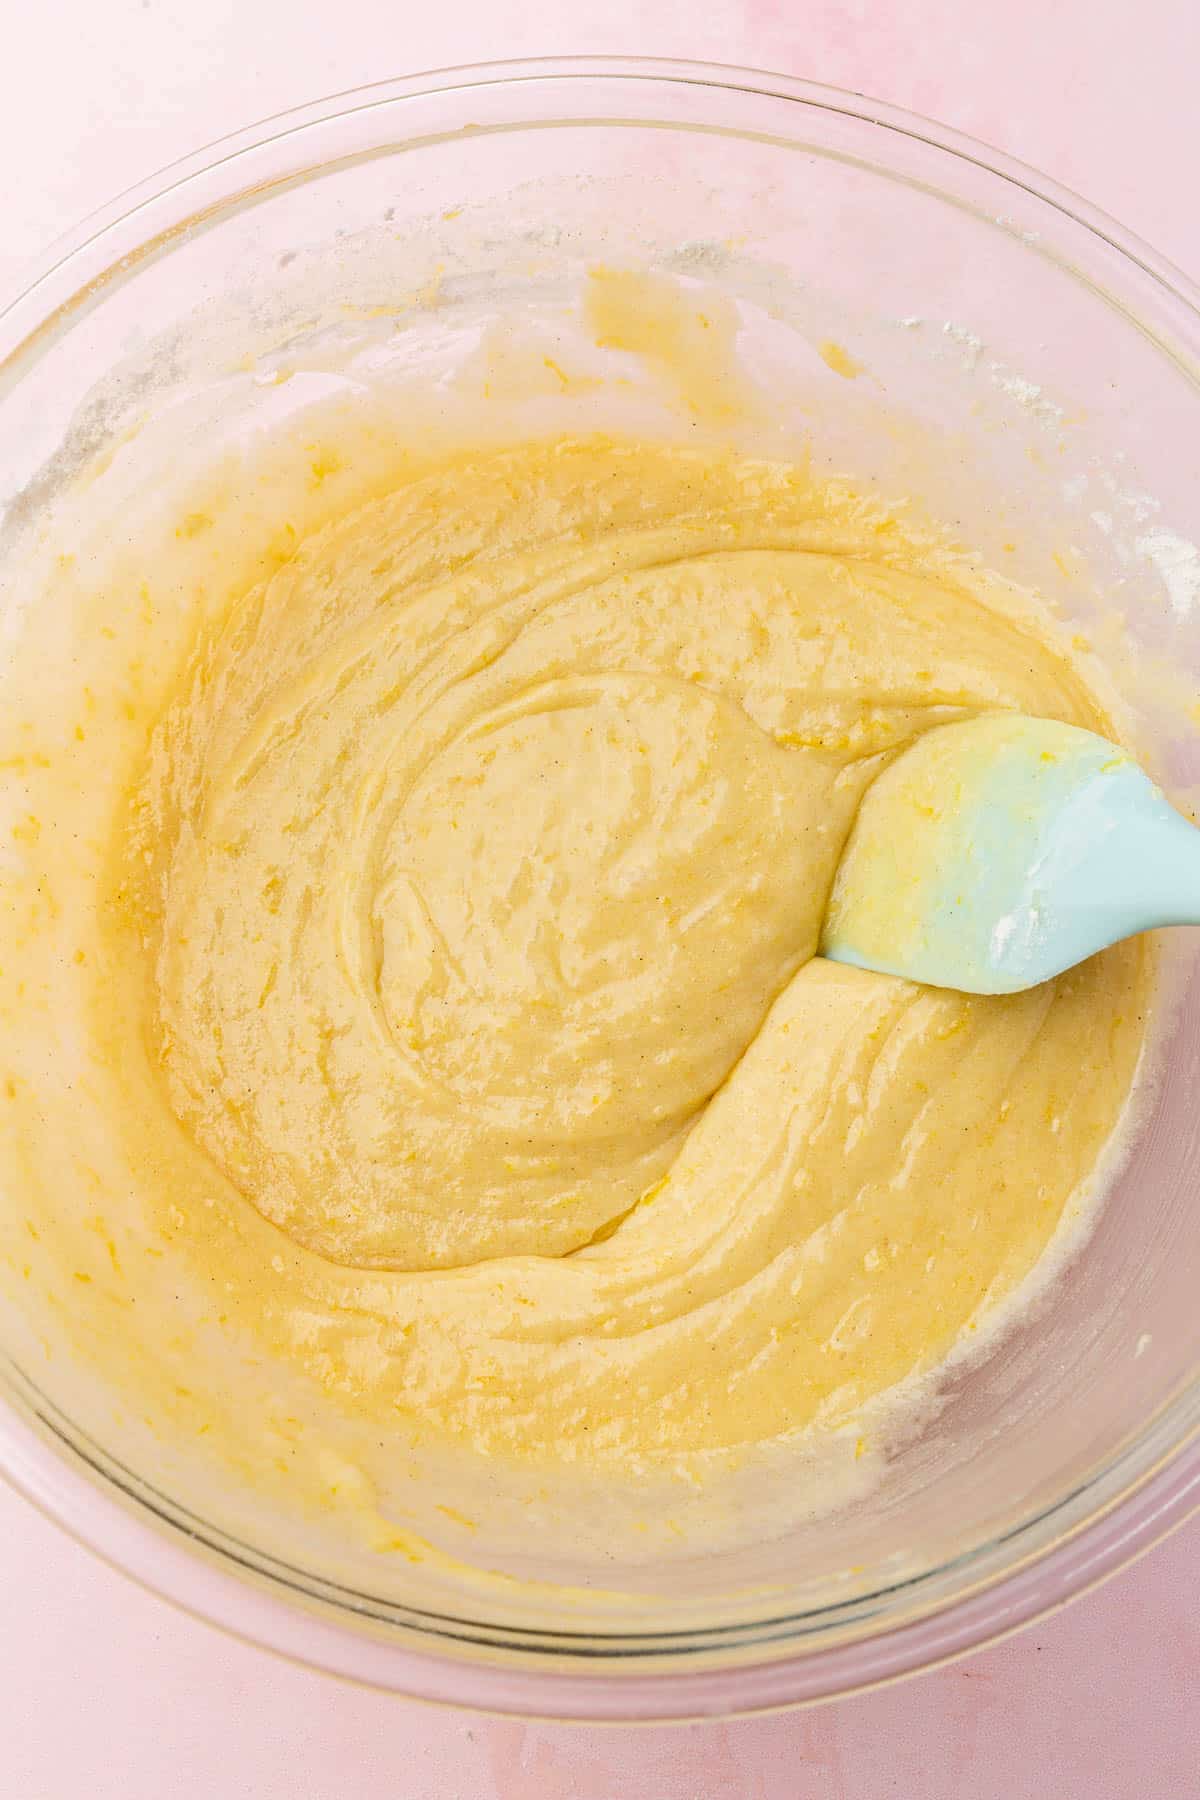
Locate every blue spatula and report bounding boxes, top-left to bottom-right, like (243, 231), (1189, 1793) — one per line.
(821, 713), (1200, 994)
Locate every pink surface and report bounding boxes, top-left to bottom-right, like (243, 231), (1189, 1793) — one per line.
(2, 1478), (1197, 1797)
(2, 2), (1199, 1794)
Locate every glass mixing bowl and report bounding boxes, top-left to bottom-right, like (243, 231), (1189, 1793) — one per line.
(1, 57), (1199, 1721)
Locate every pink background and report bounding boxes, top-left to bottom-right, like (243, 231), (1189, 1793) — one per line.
(2, 2), (1198, 1794)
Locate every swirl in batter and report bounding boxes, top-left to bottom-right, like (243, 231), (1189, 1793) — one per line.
(117, 436), (1146, 1467)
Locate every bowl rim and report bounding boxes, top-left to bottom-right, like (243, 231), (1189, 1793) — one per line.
(1, 53), (1199, 1719)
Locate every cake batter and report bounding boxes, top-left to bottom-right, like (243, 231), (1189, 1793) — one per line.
(78, 434), (1147, 1469)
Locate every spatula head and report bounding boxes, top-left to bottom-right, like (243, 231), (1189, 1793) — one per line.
(821, 714), (1190, 995)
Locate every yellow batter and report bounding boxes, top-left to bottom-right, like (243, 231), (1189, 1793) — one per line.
(51, 431), (1141, 1476)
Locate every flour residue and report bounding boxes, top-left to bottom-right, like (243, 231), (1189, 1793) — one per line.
(1135, 528), (1200, 619)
